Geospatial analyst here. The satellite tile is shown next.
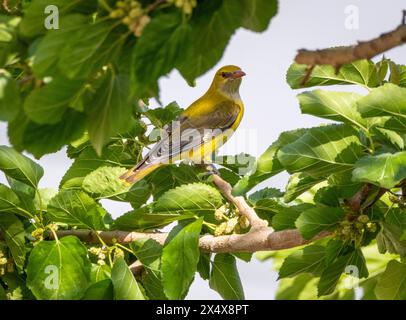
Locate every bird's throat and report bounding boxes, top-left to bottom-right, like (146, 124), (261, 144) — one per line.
(219, 79), (242, 101)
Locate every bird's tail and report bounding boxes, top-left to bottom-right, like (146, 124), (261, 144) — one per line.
(119, 162), (161, 184)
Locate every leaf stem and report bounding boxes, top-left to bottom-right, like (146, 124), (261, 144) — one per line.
(115, 242), (133, 254)
(98, 0), (113, 12)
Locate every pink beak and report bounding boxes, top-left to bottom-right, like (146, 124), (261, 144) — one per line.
(230, 70), (246, 79)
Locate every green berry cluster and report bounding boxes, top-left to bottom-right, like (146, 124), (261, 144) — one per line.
(0, 250), (13, 275)
(168, 0), (197, 15)
(112, 247), (124, 262)
(31, 228), (44, 242)
(335, 214), (377, 245)
(88, 246), (108, 265)
(389, 194), (406, 208)
(214, 204), (250, 236)
(109, 0), (150, 37)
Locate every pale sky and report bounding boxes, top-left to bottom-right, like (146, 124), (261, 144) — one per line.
(0, 0), (405, 299)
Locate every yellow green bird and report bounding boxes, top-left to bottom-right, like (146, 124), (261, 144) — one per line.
(120, 65), (246, 183)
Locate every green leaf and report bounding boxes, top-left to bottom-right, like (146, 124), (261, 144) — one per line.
(377, 208), (406, 256)
(5, 177), (36, 217)
(146, 164), (201, 199)
(131, 239), (166, 299)
(60, 144), (137, 189)
(161, 218), (203, 299)
(132, 11), (191, 97)
(86, 72), (133, 155)
(373, 127), (405, 150)
(34, 188), (57, 210)
(19, 0), (75, 37)
(113, 207), (193, 231)
(297, 90), (366, 128)
(131, 239), (162, 271)
(82, 166), (129, 199)
(233, 128), (307, 195)
(357, 83), (406, 120)
(197, 252), (211, 280)
(1, 271), (34, 300)
(352, 152), (406, 189)
(111, 257), (145, 300)
(177, 0), (244, 83)
(275, 274), (313, 300)
(248, 187), (283, 204)
(361, 277), (378, 300)
(279, 245), (326, 278)
(241, 0), (278, 32)
(318, 249), (368, 296)
(278, 124), (363, 178)
(0, 284), (5, 300)
(396, 64), (406, 87)
(375, 260), (406, 300)
(24, 77), (84, 124)
(0, 70), (20, 121)
(10, 109), (87, 158)
(328, 170), (362, 199)
(58, 21), (114, 79)
(84, 166), (150, 207)
(0, 183), (32, 218)
(209, 253), (244, 300)
(247, 189), (286, 223)
(0, 146), (43, 188)
(287, 60), (380, 89)
(26, 236), (91, 300)
(314, 186), (340, 207)
(296, 206), (344, 239)
(215, 153), (256, 176)
(83, 279), (113, 300)
(153, 183), (223, 214)
(144, 101), (183, 128)
(0, 213), (25, 271)
(47, 190), (109, 230)
(324, 239), (348, 266)
(284, 173), (324, 203)
(90, 263), (111, 283)
(272, 203), (314, 231)
(32, 14), (88, 77)
(248, 188), (285, 221)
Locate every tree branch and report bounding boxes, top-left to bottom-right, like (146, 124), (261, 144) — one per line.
(211, 173), (268, 230)
(295, 11), (406, 84)
(52, 173), (330, 252)
(53, 228), (330, 253)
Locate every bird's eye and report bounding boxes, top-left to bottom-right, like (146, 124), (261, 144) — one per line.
(221, 72), (227, 78)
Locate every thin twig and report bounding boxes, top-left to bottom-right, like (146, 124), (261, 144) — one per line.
(211, 173), (268, 230)
(146, 0), (166, 13)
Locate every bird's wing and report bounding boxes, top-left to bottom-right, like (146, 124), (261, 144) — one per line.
(139, 100), (241, 167)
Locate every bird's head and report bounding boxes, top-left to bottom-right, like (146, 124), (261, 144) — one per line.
(210, 65), (246, 98)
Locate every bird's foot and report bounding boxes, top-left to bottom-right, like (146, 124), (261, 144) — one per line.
(196, 163), (220, 181)
(205, 163), (220, 175)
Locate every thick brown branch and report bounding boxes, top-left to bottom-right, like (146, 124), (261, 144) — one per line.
(53, 172), (329, 252)
(295, 26), (406, 68)
(53, 228), (330, 253)
(295, 11), (406, 84)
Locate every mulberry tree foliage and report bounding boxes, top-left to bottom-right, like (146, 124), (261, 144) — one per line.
(0, 0), (405, 301)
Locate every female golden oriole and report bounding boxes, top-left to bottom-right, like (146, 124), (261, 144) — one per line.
(120, 65), (246, 183)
